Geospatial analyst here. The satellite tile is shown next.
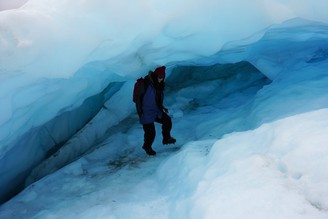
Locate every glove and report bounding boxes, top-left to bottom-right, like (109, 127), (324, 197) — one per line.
(163, 107), (169, 114)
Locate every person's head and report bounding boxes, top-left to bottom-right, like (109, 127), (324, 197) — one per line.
(154, 66), (166, 83)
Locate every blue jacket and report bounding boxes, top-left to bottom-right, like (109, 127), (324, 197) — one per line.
(140, 83), (163, 124)
(135, 74), (164, 124)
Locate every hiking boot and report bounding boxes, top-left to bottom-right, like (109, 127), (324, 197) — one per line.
(142, 146), (156, 156)
(163, 137), (176, 145)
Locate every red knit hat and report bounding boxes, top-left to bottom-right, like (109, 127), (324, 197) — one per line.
(154, 66), (166, 79)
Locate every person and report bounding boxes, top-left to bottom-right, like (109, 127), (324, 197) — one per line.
(135, 66), (176, 155)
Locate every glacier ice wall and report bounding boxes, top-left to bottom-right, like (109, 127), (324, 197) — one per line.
(1, 0), (328, 203)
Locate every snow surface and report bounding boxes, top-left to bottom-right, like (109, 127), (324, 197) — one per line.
(1, 0), (328, 218)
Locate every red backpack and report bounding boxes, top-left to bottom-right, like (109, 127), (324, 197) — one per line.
(132, 77), (144, 103)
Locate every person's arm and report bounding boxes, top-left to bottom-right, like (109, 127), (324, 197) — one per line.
(160, 90), (168, 113)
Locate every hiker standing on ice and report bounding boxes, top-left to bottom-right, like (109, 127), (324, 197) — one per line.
(134, 66), (176, 155)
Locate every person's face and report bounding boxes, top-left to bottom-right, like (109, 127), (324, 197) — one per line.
(157, 76), (164, 83)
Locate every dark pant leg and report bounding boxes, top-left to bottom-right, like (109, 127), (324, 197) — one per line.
(155, 113), (172, 140)
(142, 123), (156, 149)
